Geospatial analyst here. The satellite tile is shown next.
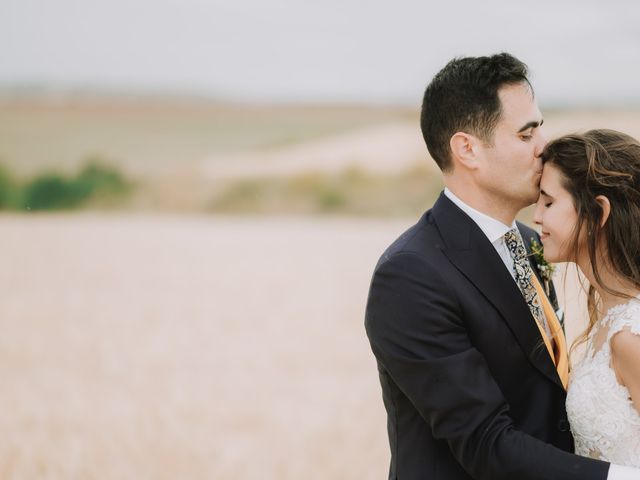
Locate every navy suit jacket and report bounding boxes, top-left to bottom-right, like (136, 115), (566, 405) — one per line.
(365, 193), (610, 480)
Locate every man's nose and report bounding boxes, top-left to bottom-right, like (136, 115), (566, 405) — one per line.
(535, 129), (548, 157)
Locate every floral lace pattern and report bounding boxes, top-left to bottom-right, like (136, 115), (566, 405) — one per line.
(565, 298), (640, 467)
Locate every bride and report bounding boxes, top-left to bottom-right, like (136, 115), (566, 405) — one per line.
(533, 129), (640, 466)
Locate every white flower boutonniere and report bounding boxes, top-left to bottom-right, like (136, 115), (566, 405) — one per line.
(529, 238), (556, 297)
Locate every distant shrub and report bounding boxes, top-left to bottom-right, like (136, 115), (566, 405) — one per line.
(317, 188), (346, 210)
(0, 164), (17, 209)
(210, 164), (444, 216)
(19, 160), (130, 211)
(73, 161), (130, 205)
(76, 161), (129, 193)
(21, 174), (82, 210)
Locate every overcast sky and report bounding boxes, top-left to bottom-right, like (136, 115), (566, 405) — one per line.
(3, 0), (640, 106)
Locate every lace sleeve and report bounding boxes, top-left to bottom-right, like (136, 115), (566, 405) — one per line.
(607, 301), (640, 343)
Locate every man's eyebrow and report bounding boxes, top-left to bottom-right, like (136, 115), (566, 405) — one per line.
(518, 119), (544, 133)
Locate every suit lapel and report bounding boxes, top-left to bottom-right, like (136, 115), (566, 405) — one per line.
(431, 193), (564, 389)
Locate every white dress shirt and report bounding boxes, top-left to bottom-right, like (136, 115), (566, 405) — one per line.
(443, 188), (639, 480)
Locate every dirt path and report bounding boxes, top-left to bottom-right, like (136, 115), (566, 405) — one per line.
(201, 110), (640, 181)
(203, 122), (428, 179)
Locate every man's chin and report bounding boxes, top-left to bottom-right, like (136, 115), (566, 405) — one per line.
(529, 183), (542, 202)
(521, 190), (539, 207)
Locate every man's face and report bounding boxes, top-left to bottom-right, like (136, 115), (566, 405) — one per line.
(474, 83), (547, 209)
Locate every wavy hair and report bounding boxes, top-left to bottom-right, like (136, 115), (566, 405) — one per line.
(541, 129), (640, 353)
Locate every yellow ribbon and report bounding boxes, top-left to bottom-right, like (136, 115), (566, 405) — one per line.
(530, 274), (569, 390)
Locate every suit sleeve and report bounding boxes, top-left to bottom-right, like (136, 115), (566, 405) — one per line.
(365, 251), (609, 480)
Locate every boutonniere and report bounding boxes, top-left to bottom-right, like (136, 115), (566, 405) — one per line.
(529, 237), (556, 296)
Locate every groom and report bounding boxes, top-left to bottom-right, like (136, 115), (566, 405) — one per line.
(365, 54), (638, 479)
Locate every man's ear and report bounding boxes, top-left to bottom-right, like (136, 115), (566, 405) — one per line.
(450, 132), (479, 170)
(595, 195), (611, 227)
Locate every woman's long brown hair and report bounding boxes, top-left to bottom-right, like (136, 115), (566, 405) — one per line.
(541, 129), (640, 353)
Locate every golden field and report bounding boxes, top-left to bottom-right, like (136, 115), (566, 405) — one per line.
(0, 214), (400, 479)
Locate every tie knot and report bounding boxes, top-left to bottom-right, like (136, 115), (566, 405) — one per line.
(504, 227), (519, 242)
(504, 228), (527, 261)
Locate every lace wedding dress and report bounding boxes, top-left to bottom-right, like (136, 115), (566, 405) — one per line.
(565, 297), (640, 467)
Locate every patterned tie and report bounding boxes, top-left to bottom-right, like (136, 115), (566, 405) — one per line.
(503, 228), (551, 338)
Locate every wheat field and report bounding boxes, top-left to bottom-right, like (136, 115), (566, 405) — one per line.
(0, 214), (406, 479)
(0, 213), (592, 479)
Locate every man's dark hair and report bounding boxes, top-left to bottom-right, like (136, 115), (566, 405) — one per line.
(420, 53), (531, 172)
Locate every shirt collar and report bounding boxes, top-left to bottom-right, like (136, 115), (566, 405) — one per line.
(443, 188), (516, 243)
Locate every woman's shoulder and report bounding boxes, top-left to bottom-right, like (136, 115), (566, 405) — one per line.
(610, 327), (640, 354)
(609, 301), (640, 353)
(609, 321), (640, 391)
(607, 297), (640, 340)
